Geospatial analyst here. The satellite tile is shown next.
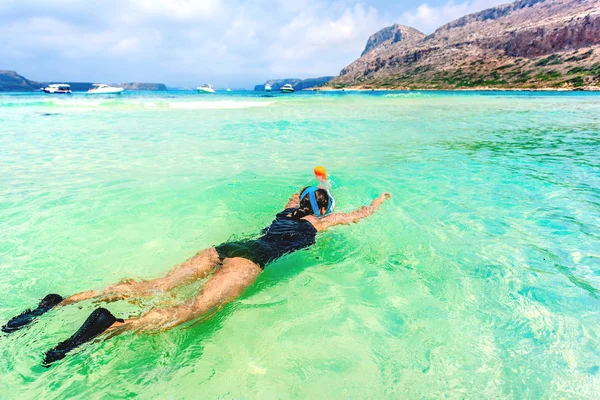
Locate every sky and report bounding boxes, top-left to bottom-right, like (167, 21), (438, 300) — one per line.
(0, 0), (509, 88)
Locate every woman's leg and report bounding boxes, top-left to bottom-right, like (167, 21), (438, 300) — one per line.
(61, 248), (221, 305)
(41, 257), (261, 366)
(112, 257), (262, 332)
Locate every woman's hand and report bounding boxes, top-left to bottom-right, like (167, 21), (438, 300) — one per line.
(370, 192), (391, 209)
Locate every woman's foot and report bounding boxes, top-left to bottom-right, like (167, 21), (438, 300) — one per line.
(2, 294), (63, 333)
(42, 307), (123, 367)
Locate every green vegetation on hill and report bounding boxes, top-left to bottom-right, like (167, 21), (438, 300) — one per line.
(327, 50), (600, 90)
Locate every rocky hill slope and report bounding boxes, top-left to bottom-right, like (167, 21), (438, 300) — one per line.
(254, 78), (301, 91)
(0, 70), (42, 91)
(114, 82), (167, 91)
(326, 0), (600, 90)
(0, 71), (168, 91)
(254, 76), (334, 91)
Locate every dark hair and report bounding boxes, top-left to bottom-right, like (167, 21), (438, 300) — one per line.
(291, 186), (330, 220)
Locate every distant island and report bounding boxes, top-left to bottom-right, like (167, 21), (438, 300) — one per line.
(254, 76), (334, 91)
(114, 82), (168, 91)
(0, 70), (167, 92)
(322, 0), (600, 90)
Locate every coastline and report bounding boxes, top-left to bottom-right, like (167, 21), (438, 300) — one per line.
(314, 85), (600, 92)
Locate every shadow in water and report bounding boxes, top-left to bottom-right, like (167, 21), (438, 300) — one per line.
(554, 263), (599, 300)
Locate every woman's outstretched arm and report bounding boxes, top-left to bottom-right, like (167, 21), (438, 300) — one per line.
(308, 192), (391, 232)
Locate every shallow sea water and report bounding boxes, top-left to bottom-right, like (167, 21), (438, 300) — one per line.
(0, 90), (599, 399)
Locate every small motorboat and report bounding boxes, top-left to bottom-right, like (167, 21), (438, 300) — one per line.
(264, 84), (272, 92)
(197, 84), (215, 94)
(42, 84), (71, 94)
(87, 84), (124, 94)
(280, 83), (294, 93)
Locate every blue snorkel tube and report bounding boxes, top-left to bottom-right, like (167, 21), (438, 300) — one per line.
(300, 186), (335, 217)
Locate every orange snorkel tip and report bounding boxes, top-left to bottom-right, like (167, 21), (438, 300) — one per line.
(314, 166), (327, 181)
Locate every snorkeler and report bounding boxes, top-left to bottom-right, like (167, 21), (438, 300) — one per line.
(2, 186), (391, 366)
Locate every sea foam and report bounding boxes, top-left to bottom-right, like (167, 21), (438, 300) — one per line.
(0, 97), (275, 111)
(167, 100), (274, 109)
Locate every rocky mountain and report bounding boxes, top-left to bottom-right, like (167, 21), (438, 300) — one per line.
(0, 71), (168, 91)
(114, 82), (167, 91)
(0, 70), (42, 91)
(360, 24), (425, 56)
(293, 76), (335, 91)
(254, 78), (302, 91)
(326, 0), (600, 90)
(254, 76), (334, 91)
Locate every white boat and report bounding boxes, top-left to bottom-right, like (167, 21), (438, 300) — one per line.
(280, 83), (294, 93)
(264, 84), (272, 92)
(197, 84), (215, 94)
(42, 84), (71, 94)
(87, 84), (124, 94)
(226, 88), (232, 92)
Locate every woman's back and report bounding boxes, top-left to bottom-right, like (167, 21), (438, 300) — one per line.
(215, 208), (318, 268)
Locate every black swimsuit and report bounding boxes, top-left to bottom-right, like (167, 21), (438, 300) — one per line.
(215, 208), (317, 268)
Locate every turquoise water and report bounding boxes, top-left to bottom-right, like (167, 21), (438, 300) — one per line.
(1, 90), (599, 398)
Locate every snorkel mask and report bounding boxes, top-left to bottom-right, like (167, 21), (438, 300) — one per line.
(300, 186), (335, 217)
(314, 166), (335, 214)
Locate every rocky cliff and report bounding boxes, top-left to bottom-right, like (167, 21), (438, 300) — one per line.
(360, 24), (425, 56)
(254, 76), (334, 91)
(327, 0), (600, 89)
(0, 70), (41, 91)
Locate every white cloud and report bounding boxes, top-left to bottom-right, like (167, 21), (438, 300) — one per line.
(268, 3), (388, 74)
(304, 4), (381, 48)
(398, 0), (508, 33)
(131, 0), (222, 20)
(111, 37), (140, 55)
(0, 0), (511, 87)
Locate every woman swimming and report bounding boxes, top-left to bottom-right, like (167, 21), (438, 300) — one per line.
(2, 187), (391, 366)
